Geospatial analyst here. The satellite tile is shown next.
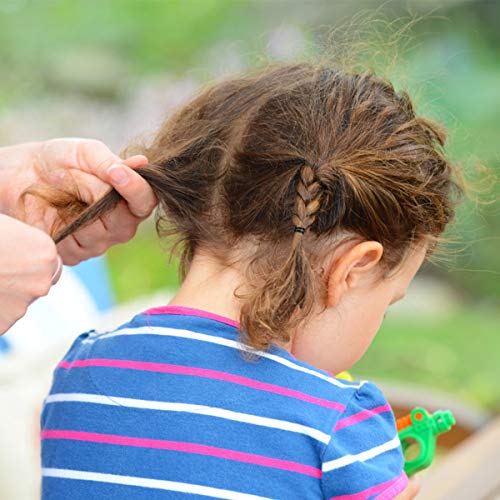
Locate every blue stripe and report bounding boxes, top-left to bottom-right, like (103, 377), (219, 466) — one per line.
(42, 439), (321, 498)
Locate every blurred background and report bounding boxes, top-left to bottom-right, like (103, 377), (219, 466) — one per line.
(0, 1), (498, 499)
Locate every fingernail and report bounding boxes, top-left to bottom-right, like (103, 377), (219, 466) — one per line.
(107, 165), (129, 186)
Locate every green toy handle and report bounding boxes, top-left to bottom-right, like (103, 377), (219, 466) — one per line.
(397, 407), (455, 477)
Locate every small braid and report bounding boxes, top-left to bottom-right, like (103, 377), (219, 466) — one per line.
(292, 164), (323, 237)
(240, 162), (325, 350)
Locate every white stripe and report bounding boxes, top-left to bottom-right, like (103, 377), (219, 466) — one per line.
(45, 393), (331, 444)
(42, 468), (272, 500)
(82, 326), (364, 390)
(322, 435), (401, 472)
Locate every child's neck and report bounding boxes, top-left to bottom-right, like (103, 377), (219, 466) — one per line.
(167, 250), (243, 325)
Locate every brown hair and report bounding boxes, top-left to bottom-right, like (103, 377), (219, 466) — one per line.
(43, 63), (462, 351)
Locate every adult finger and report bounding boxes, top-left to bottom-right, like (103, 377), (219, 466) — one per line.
(57, 201), (140, 264)
(100, 200), (139, 244)
(56, 234), (95, 266)
(62, 168), (110, 205)
(123, 154), (148, 168)
(106, 162), (157, 219)
(70, 216), (110, 251)
(41, 138), (121, 177)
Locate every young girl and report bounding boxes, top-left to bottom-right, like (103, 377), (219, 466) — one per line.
(40, 63), (460, 499)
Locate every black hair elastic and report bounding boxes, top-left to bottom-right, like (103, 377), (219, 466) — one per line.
(294, 226), (306, 234)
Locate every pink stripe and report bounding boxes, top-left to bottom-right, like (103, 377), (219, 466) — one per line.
(330, 472), (408, 500)
(143, 305), (240, 328)
(334, 404), (392, 431)
(58, 359), (345, 412)
(41, 430), (321, 478)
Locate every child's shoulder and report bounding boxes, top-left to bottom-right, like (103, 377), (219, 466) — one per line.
(56, 310), (396, 437)
(58, 310), (389, 411)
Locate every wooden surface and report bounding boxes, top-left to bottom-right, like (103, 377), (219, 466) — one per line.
(418, 416), (500, 500)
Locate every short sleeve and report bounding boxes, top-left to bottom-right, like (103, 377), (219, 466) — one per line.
(321, 382), (408, 500)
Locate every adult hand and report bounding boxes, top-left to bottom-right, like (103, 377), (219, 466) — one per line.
(0, 138), (157, 265)
(0, 215), (61, 335)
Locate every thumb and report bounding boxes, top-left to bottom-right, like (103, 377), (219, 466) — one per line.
(406, 475), (422, 499)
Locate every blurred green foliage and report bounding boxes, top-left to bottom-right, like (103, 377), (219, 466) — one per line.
(0, 0), (252, 107)
(107, 226), (180, 303)
(400, 41), (500, 302)
(356, 309), (500, 411)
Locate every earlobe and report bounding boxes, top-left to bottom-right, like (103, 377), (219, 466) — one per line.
(325, 240), (384, 307)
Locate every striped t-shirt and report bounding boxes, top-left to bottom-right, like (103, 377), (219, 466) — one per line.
(41, 306), (408, 500)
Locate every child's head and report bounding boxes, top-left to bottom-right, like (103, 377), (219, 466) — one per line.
(289, 240), (427, 372)
(51, 63), (462, 370)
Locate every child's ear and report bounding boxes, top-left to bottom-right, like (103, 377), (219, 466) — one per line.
(325, 241), (384, 307)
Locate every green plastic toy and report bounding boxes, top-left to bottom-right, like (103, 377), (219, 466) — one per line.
(397, 407), (456, 477)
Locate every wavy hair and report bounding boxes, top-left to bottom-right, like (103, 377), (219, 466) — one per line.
(36, 63), (462, 350)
